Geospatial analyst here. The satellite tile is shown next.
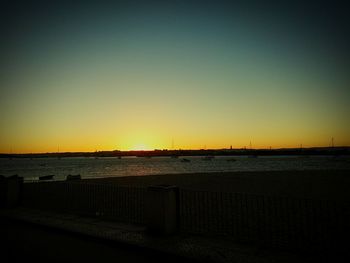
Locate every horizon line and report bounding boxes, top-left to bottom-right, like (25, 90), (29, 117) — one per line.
(1, 146), (349, 155)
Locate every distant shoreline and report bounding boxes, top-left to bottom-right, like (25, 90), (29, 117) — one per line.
(1, 146), (349, 158)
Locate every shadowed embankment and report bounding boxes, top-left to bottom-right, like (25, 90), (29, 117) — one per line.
(84, 170), (350, 201)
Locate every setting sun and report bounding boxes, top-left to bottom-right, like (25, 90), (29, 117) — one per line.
(130, 143), (151, 151)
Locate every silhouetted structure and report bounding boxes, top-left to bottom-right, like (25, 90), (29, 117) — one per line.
(0, 175), (23, 208)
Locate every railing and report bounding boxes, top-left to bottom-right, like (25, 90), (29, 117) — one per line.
(179, 189), (350, 251)
(22, 182), (146, 224)
(20, 181), (350, 252)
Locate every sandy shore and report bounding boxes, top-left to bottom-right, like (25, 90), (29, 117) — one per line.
(81, 170), (350, 201)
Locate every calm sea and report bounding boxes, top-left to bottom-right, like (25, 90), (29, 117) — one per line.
(0, 155), (349, 181)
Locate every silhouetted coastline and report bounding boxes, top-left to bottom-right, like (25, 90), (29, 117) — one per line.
(1, 146), (349, 159)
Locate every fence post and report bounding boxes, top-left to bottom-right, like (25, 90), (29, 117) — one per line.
(0, 175), (23, 208)
(145, 185), (179, 235)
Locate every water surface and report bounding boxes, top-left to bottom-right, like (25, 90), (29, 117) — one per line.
(0, 155), (349, 181)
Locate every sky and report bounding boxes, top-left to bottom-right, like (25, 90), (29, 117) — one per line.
(1, 0), (349, 153)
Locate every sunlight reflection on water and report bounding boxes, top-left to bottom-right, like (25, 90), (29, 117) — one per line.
(0, 155), (349, 181)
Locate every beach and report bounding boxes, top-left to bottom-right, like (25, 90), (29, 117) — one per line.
(83, 170), (350, 201)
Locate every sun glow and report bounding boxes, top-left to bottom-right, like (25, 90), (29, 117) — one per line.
(117, 130), (169, 151)
(130, 143), (151, 151)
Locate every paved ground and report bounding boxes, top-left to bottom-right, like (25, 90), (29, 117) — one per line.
(2, 219), (191, 263)
(0, 207), (341, 263)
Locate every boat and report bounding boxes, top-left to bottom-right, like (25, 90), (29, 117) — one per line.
(181, 158), (191, 163)
(226, 158), (237, 162)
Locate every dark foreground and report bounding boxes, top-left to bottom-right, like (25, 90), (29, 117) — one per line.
(0, 217), (200, 263)
(1, 170), (349, 262)
(2, 208), (341, 263)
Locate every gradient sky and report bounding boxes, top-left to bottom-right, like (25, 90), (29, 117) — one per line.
(1, 0), (349, 153)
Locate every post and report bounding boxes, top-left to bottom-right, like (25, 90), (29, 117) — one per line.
(145, 185), (179, 235)
(0, 175), (23, 208)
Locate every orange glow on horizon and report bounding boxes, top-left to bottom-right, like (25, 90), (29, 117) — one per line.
(2, 138), (350, 154)
(129, 143), (152, 151)
(1, 119), (349, 154)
